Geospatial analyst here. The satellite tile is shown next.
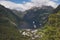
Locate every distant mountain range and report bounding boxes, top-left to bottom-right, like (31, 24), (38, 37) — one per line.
(0, 4), (60, 29)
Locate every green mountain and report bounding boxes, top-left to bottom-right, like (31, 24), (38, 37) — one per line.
(19, 5), (60, 40)
(39, 5), (60, 40)
(0, 4), (21, 40)
(1, 4), (22, 26)
(0, 4), (33, 40)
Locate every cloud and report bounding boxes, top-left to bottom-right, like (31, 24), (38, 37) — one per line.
(31, 0), (58, 8)
(0, 1), (25, 11)
(46, 1), (58, 8)
(0, 1), (35, 11)
(0, 0), (59, 11)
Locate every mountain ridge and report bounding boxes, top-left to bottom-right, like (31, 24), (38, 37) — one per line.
(0, 4), (60, 29)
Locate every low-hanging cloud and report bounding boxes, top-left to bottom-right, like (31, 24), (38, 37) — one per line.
(31, 0), (58, 8)
(0, 0), (59, 11)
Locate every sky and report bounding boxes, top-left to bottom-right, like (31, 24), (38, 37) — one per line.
(10, 0), (31, 3)
(0, 0), (60, 11)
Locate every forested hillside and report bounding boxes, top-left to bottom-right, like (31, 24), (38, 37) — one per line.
(40, 5), (60, 40)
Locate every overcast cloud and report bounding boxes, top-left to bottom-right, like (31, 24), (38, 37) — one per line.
(0, 0), (59, 11)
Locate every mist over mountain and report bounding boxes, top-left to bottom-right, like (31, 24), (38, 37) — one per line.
(0, 4), (60, 29)
(0, 3), (60, 40)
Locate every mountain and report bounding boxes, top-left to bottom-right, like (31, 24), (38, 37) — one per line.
(0, 4), (59, 29)
(53, 5), (60, 13)
(12, 10), (25, 18)
(40, 5), (60, 40)
(0, 4), (21, 40)
(0, 4), (21, 27)
(19, 6), (54, 29)
(0, 4), (60, 40)
(48, 5), (60, 27)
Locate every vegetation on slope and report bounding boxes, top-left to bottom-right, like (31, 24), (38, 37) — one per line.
(40, 8), (60, 40)
(0, 4), (60, 40)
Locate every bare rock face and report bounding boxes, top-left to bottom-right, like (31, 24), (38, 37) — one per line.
(22, 6), (53, 29)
